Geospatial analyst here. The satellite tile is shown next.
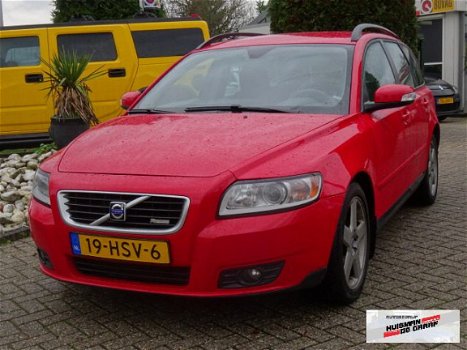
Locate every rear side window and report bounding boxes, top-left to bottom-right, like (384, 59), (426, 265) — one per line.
(57, 33), (117, 61)
(131, 28), (204, 58)
(362, 42), (396, 103)
(384, 41), (415, 87)
(400, 45), (424, 87)
(0, 37), (40, 67)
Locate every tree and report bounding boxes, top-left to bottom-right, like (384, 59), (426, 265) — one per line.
(166, 0), (255, 36)
(256, 1), (268, 14)
(269, 0), (418, 52)
(52, 0), (165, 23)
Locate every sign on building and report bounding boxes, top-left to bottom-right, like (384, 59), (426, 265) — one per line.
(417, 0), (456, 15)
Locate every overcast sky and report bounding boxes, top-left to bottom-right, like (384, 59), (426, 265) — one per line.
(1, 0), (259, 26)
(2, 0), (53, 26)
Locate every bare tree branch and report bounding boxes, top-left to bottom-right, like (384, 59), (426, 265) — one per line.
(165, 0), (255, 35)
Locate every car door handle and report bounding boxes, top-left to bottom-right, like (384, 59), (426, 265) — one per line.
(108, 68), (126, 78)
(25, 73), (44, 83)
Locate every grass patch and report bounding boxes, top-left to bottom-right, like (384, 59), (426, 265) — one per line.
(0, 143), (57, 158)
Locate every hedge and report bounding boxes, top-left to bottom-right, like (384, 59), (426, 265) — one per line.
(52, 0), (165, 23)
(269, 0), (418, 52)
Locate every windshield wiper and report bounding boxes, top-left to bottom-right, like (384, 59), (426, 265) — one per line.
(128, 108), (174, 114)
(184, 105), (290, 113)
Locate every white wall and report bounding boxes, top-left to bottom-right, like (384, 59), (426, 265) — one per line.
(443, 12), (461, 86)
(239, 24), (271, 34)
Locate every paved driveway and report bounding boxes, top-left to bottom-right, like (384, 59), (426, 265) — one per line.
(1, 118), (466, 350)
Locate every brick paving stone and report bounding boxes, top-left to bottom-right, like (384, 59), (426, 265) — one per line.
(0, 118), (466, 349)
(293, 325), (335, 343)
(102, 333), (151, 350)
(225, 323), (268, 340)
(243, 321), (301, 341)
(270, 336), (318, 350)
(11, 310), (54, 326)
(9, 334), (57, 350)
(134, 334), (182, 350)
(0, 333), (28, 348)
(201, 334), (250, 349)
(232, 334), (284, 350)
(305, 337), (354, 349)
(0, 321), (20, 338)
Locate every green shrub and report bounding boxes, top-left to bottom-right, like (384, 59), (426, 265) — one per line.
(35, 143), (58, 156)
(53, 0), (165, 22)
(269, 0), (418, 51)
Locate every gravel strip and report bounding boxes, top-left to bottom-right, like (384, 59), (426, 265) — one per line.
(0, 151), (54, 241)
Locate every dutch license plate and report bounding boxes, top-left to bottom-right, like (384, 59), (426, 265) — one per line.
(70, 233), (170, 264)
(438, 97), (454, 105)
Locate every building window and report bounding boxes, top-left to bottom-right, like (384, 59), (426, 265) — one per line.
(420, 19), (443, 79)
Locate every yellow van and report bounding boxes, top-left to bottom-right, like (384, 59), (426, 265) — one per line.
(0, 18), (209, 143)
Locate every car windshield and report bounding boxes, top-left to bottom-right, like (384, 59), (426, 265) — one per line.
(135, 44), (353, 115)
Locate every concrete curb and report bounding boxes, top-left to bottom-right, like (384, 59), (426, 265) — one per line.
(0, 225), (29, 243)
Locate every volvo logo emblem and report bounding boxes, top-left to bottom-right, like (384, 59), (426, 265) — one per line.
(109, 202), (126, 221)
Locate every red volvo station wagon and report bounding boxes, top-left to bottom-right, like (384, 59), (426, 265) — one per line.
(30, 24), (439, 303)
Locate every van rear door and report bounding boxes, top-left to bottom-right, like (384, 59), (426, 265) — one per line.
(48, 24), (137, 123)
(129, 21), (209, 91)
(0, 28), (52, 137)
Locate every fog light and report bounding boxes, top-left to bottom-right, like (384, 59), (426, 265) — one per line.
(241, 268), (263, 283)
(218, 261), (284, 289)
(37, 248), (53, 269)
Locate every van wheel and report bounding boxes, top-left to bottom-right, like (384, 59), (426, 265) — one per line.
(414, 137), (438, 205)
(323, 183), (370, 304)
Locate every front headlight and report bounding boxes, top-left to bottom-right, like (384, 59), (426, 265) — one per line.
(219, 173), (322, 217)
(32, 169), (50, 206)
(452, 85), (458, 94)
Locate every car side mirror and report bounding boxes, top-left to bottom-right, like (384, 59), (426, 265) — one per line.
(120, 91), (142, 110)
(364, 84), (416, 112)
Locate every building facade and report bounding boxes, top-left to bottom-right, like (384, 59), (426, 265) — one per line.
(416, 0), (466, 112)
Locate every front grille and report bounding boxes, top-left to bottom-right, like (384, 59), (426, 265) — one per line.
(74, 257), (190, 285)
(58, 191), (189, 234)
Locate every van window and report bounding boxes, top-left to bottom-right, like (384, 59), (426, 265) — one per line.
(0, 37), (40, 68)
(57, 33), (117, 61)
(131, 28), (204, 58)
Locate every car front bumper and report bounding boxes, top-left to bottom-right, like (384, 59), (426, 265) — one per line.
(29, 173), (344, 297)
(435, 94), (461, 116)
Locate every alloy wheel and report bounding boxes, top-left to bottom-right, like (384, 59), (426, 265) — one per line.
(342, 197), (368, 290)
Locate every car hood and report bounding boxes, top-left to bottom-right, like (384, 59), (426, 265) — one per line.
(59, 113), (340, 177)
(426, 79), (455, 91)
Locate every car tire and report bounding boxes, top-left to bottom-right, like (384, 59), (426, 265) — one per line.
(322, 183), (370, 304)
(414, 137), (439, 205)
(437, 115), (447, 122)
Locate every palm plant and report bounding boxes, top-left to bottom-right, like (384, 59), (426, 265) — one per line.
(42, 51), (105, 126)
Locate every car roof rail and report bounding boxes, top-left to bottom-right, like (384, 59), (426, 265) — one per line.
(196, 32), (264, 50)
(351, 23), (399, 42)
